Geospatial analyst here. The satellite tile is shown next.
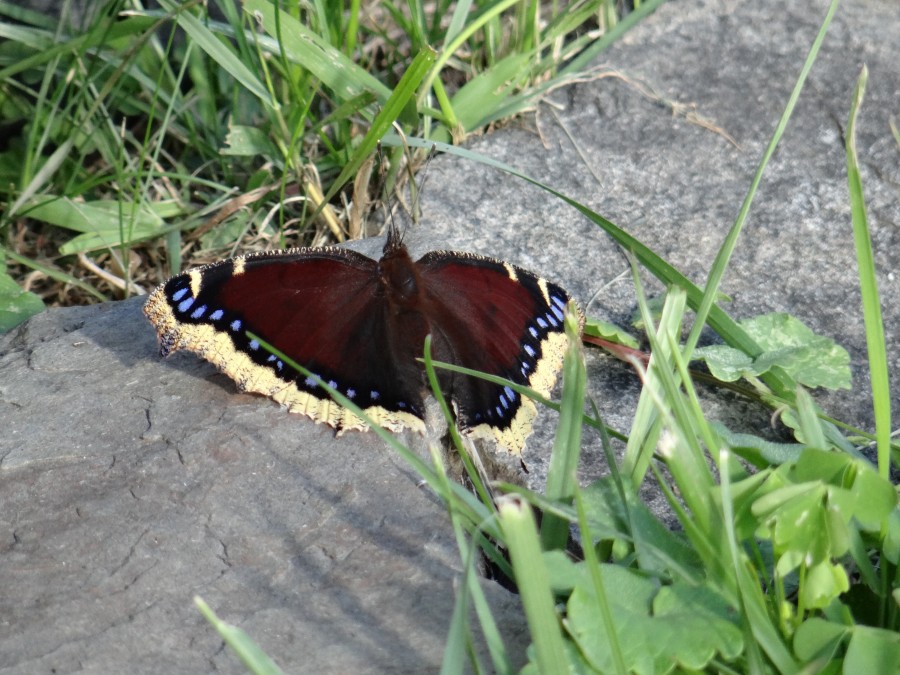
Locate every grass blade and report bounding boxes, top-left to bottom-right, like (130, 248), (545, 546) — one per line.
(497, 496), (569, 675)
(382, 134), (796, 399)
(157, 0), (273, 107)
(324, 46), (437, 206)
(243, 0), (389, 104)
(541, 304), (588, 550)
(682, 0), (841, 367)
(194, 596), (285, 675)
(845, 65), (892, 477)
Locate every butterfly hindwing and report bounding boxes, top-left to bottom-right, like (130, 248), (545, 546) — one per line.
(415, 250), (575, 452)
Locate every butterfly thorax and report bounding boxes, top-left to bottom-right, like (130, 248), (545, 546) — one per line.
(377, 246), (422, 309)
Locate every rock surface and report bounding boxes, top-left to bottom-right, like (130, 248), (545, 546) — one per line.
(2, 0), (897, 672)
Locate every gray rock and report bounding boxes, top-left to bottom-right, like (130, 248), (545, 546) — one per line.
(2, 0), (897, 671)
(0, 299), (528, 673)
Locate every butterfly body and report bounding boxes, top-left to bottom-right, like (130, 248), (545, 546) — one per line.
(144, 228), (579, 453)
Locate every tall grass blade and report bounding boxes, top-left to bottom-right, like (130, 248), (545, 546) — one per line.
(682, 0), (841, 366)
(194, 596), (285, 675)
(845, 65), (892, 477)
(382, 134), (797, 399)
(541, 304), (587, 550)
(574, 486), (628, 674)
(157, 0), (272, 106)
(244, 0), (390, 103)
(324, 47), (436, 206)
(497, 496), (569, 675)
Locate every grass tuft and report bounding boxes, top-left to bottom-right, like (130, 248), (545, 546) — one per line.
(1, 0), (637, 325)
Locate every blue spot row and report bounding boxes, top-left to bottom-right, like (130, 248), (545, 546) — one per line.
(266, 354), (285, 371)
(300, 373), (387, 409)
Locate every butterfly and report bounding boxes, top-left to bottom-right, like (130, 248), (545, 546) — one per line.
(143, 225), (580, 453)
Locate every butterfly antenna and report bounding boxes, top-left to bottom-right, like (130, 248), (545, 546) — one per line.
(411, 143), (438, 216)
(377, 140), (404, 249)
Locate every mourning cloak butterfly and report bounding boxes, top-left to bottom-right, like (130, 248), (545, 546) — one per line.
(143, 226), (580, 453)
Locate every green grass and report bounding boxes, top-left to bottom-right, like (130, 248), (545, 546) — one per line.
(3, 0), (899, 673)
(0, 0), (656, 328)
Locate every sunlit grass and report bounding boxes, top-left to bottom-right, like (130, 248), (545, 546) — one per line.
(0, 0), (654, 325)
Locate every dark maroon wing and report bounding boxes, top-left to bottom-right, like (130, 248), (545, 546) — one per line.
(143, 248), (427, 434)
(415, 251), (576, 452)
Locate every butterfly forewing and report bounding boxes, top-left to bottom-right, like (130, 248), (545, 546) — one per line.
(143, 248), (428, 434)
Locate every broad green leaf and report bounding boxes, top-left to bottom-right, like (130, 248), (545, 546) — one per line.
(693, 344), (755, 382)
(712, 422), (805, 468)
(845, 459), (897, 529)
(790, 448), (896, 531)
(542, 549), (587, 594)
(844, 625), (900, 674)
(800, 561), (849, 609)
(789, 446), (852, 485)
(744, 313), (851, 389)
(583, 317), (640, 349)
(20, 196), (177, 253)
(221, 124), (280, 158)
(793, 617), (848, 661)
(567, 567), (742, 674)
(582, 476), (700, 578)
(752, 482), (839, 572)
(883, 509), (900, 564)
(694, 313), (851, 389)
(0, 264), (44, 332)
